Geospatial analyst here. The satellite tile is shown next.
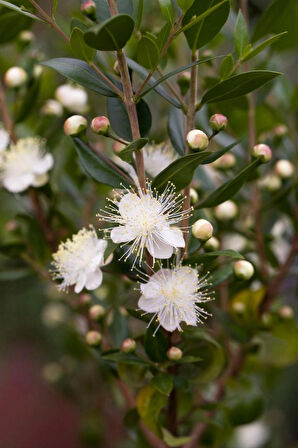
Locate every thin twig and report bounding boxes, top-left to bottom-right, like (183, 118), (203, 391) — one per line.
(156, 67), (187, 110)
(0, 77), (17, 143)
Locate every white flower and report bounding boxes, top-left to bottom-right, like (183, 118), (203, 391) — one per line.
(138, 265), (213, 332)
(55, 84), (88, 113)
(143, 143), (177, 177)
(52, 227), (108, 293)
(0, 137), (53, 193)
(234, 421), (269, 448)
(99, 182), (190, 263)
(41, 99), (63, 117)
(0, 126), (10, 153)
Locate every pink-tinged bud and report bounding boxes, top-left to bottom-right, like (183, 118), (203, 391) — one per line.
(91, 116), (110, 135)
(204, 236), (220, 251)
(89, 304), (105, 320)
(192, 218), (213, 241)
(112, 141), (126, 153)
(4, 66), (27, 88)
(234, 260), (254, 280)
(186, 129), (209, 151)
(81, 0), (96, 18)
(121, 338), (136, 353)
(259, 174), (281, 192)
(252, 144), (272, 163)
(5, 220), (18, 232)
(64, 115), (87, 136)
(167, 346), (182, 361)
(209, 114), (228, 132)
(177, 71), (191, 95)
(213, 153), (236, 170)
(86, 330), (102, 346)
(274, 124), (287, 137)
(79, 294), (91, 307)
(214, 200), (238, 220)
(41, 99), (63, 117)
(274, 159), (294, 179)
(279, 305), (294, 319)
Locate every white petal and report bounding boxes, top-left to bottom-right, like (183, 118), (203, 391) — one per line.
(158, 311), (180, 332)
(158, 226), (185, 248)
(74, 272), (87, 293)
(140, 269), (170, 298)
(3, 173), (34, 193)
(175, 266), (198, 293)
(147, 237), (173, 259)
(138, 295), (164, 313)
(32, 173), (49, 187)
(85, 269), (103, 290)
(34, 153), (54, 174)
(118, 192), (141, 220)
(111, 225), (137, 243)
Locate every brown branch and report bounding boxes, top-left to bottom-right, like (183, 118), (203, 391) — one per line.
(28, 189), (57, 251)
(0, 77), (17, 143)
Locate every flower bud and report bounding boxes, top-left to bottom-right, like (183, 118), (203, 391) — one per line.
(167, 346), (182, 361)
(121, 338), (136, 353)
(259, 174), (281, 192)
(41, 99), (63, 117)
(204, 236), (220, 251)
(192, 218), (213, 241)
(4, 66), (27, 88)
(81, 0), (96, 19)
(18, 30), (35, 45)
(113, 60), (120, 75)
(177, 71), (191, 95)
(279, 305), (294, 319)
(214, 200), (238, 221)
(234, 260), (254, 280)
(251, 144), (272, 163)
(89, 304), (105, 320)
(186, 129), (209, 151)
(33, 65), (43, 78)
(274, 159), (294, 179)
(213, 153), (236, 170)
(189, 187), (199, 204)
(91, 116), (110, 135)
(79, 293), (92, 307)
(112, 141), (126, 154)
(209, 114), (228, 132)
(86, 330), (102, 346)
(64, 115), (87, 136)
(274, 124), (287, 137)
(232, 301), (246, 314)
(42, 363), (63, 383)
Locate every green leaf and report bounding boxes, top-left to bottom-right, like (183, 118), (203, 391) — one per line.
(242, 32), (287, 62)
(70, 18), (88, 32)
(201, 141), (240, 165)
(15, 79), (40, 123)
(197, 159), (260, 208)
(182, 0), (230, 50)
(235, 10), (249, 58)
(210, 263), (233, 286)
(158, 0), (174, 24)
(152, 151), (211, 192)
(187, 250), (244, 265)
(101, 350), (148, 365)
(117, 138), (148, 163)
(70, 27), (95, 63)
(151, 373), (174, 396)
(51, 0), (58, 17)
(252, 0), (291, 44)
(107, 97), (152, 140)
(137, 384), (167, 435)
(136, 35), (160, 70)
(144, 326), (169, 362)
(0, 0), (42, 21)
(219, 53), (234, 79)
(42, 57), (118, 97)
(94, 0), (110, 22)
(0, 11), (32, 44)
(177, 0), (195, 11)
(156, 22), (171, 50)
(175, 355), (202, 364)
(201, 70), (281, 104)
(168, 107), (185, 156)
(73, 137), (133, 187)
(162, 428), (191, 447)
(84, 14), (135, 51)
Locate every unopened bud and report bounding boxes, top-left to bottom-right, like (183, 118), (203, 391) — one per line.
(209, 114), (228, 132)
(204, 236), (220, 251)
(91, 116), (110, 135)
(42, 363), (63, 383)
(86, 330), (102, 346)
(167, 346), (182, 361)
(89, 304), (105, 320)
(202, 49), (213, 58)
(232, 301), (246, 313)
(189, 187), (199, 204)
(113, 60), (120, 75)
(279, 305), (294, 319)
(192, 218), (213, 241)
(33, 65), (43, 78)
(79, 293), (92, 307)
(64, 115), (87, 136)
(113, 141), (126, 153)
(274, 159), (294, 179)
(252, 144), (272, 163)
(259, 174), (281, 192)
(214, 200), (238, 220)
(234, 260), (254, 280)
(274, 124), (287, 137)
(177, 71), (191, 95)
(41, 99), (63, 117)
(213, 153), (236, 170)
(121, 338), (136, 353)
(4, 66), (27, 88)
(186, 129), (209, 151)
(81, 0), (96, 19)
(18, 30), (35, 45)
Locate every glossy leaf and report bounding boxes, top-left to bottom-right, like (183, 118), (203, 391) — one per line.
(235, 10), (249, 58)
(94, 0), (110, 22)
(144, 326), (168, 362)
(201, 141), (240, 165)
(156, 22), (171, 50)
(84, 14), (135, 51)
(201, 70), (281, 104)
(220, 53), (234, 79)
(136, 35), (160, 70)
(242, 32), (287, 62)
(117, 138), (148, 163)
(151, 373), (173, 396)
(187, 250), (244, 265)
(101, 350), (148, 365)
(152, 151), (211, 192)
(15, 79), (40, 123)
(177, 0), (195, 11)
(252, 0), (291, 43)
(41, 57), (118, 97)
(0, 0), (42, 20)
(162, 428), (191, 447)
(0, 11), (32, 44)
(70, 27), (95, 62)
(73, 137), (132, 187)
(158, 0), (174, 24)
(168, 107), (185, 156)
(210, 264), (234, 286)
(137, 384), (167, 435)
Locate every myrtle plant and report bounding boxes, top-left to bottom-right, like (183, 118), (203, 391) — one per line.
(0, 0), (297, 447)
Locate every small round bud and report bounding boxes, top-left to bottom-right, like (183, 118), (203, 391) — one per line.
(121, 338), (136, 353)
(274, 124), (287, 137)
(4, 66), (27, 88)
(81, 0), (96, 19)
(113, 60), (120, 75)
(209, 114), (228, 132)
(33, 65), (43, 78)
(259, 174), (281, 192)
(167, 346), (182, 361)
(5, 220), (18, 232)
(213, 153), (236, 170)
(86, 330), (102, 346)
(189, 187), (199, 204)
(112, 141), (126, 154)
(234, 260), (254, 280)
(18, 30), (35, 45)
(279, 305), (294, 319)
(42, 363), (63, 383)
(274, 159), (294, 179)
(252, 144), (272, 163)
(91, 116), (110, 135)
(41, 99), (63, 117)
(64, 115), (87, 136)
(232, 301), (246, 313)
(177, 71), (191, 95)
(192, 218), (213, 241)
(214, 200), (238, 221)
(204, 236), (220, 251)
(186, 129), (209, 151)
(202, 49), (213, 58)
(89, 304), (105, 320)
(79, 293), (92, 307)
